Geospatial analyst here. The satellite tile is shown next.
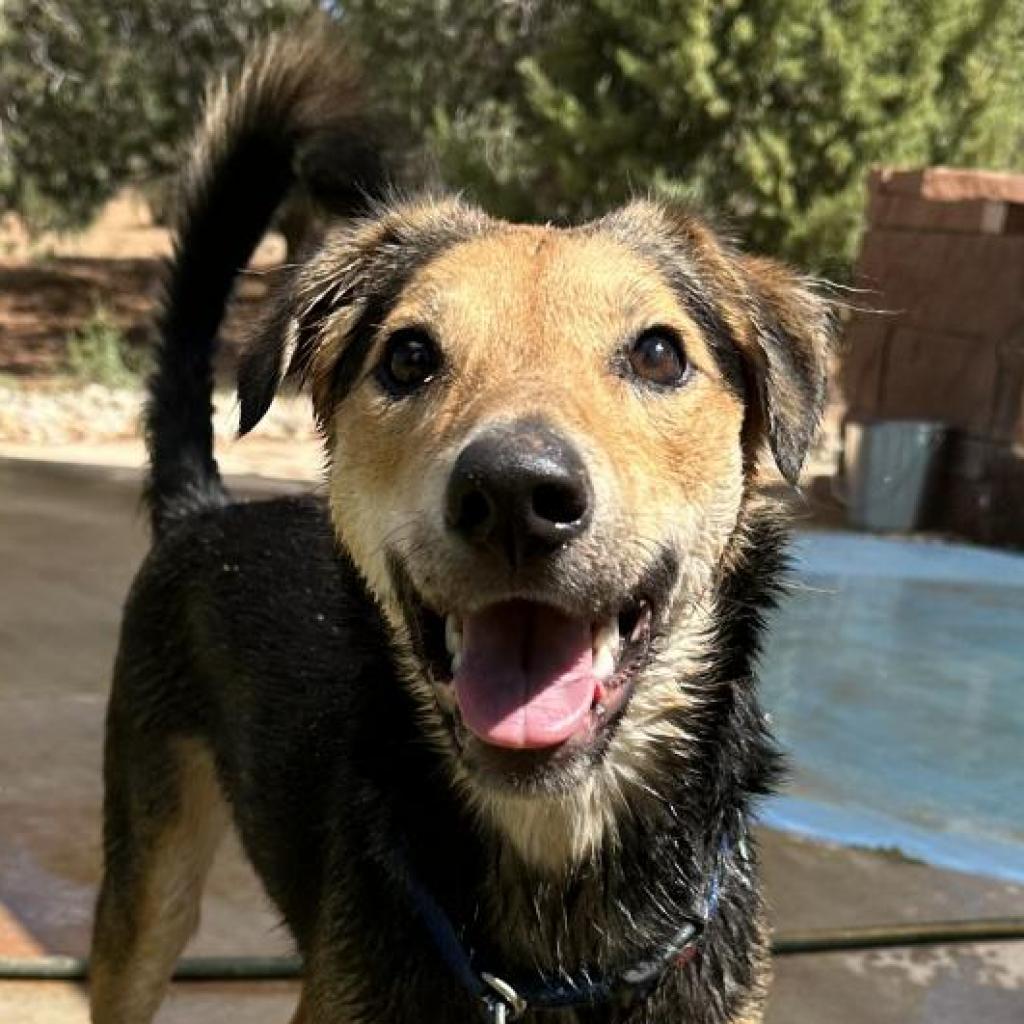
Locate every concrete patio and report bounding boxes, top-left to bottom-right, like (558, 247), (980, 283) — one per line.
(1, 455), (1021, 1023)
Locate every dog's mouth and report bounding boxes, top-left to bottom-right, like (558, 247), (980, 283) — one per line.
(442, 597), (653, 750)
(393, 553), (676, 779)
(436, 598), (651, 749)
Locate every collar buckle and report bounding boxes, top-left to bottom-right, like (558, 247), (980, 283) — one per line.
(481, 971), (528, 1022)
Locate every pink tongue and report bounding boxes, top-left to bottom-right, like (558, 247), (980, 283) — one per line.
(453, 601), (597, 750)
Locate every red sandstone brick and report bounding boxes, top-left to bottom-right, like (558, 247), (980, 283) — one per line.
(872, 166), (1024, 204)
(867, 194), (1010, 234)
(839, 316), (889, 418)
(993, 320), (1024, 445)
(854, 230), (1024, 341)
(877, 327), (998, 435)
(937, 439), (1024, 546)
(1006, 204), (1024, 235)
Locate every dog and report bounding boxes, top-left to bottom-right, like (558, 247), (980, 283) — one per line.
(90, 28), (831, 1024)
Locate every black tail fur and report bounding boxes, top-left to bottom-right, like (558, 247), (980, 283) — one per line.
(145, 27), (383, 534)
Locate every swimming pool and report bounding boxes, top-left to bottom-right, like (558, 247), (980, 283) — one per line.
(759, 531), (1024, 882)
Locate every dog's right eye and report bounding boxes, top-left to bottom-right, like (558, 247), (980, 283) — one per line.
(377, 329), (441, 395)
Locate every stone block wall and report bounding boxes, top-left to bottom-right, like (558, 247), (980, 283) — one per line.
(841, 168), (1024, 546)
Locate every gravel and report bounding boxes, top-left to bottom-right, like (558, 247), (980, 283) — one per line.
(0, 380), (316, 446)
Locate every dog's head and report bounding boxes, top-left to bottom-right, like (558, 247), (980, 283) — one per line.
(240, 196), (830, 864)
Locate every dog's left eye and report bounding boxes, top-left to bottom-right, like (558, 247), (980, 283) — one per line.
(627, 329), (688, 388)
(377, 329), (441, 394)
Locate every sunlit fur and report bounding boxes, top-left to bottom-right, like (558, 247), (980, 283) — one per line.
(96, 29), (833, 1024)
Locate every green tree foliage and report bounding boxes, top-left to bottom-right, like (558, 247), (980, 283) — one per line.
(345, 0), (1024, 273)
(3, 1), (1022, 272)
(0, 0), (307, 228)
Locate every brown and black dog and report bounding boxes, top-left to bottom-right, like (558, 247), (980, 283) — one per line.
(90, 29), (831, 1024)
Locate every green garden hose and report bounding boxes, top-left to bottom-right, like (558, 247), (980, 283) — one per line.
(1, 918), (1023, 981)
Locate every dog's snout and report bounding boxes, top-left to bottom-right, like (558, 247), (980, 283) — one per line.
(445, 421), (592, 564)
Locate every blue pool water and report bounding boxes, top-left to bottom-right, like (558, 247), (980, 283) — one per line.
(759, 531), (1024, 882)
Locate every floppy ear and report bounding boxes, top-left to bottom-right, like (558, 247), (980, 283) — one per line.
(237, 280), (301, 435)
(238, 269), (360, 435)
(737, 255), (834, 484)
(236, 229), (373, 436)
(236, 197), (493, 436)
(601, 199), (833, 485)
(236, 225), (391, 436)
(237, 258), (356, 435)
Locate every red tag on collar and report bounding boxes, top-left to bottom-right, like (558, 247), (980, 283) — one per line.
(674, 944), (699, 968)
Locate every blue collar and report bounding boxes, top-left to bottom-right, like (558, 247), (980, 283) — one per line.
(401, 839), (728, 1022)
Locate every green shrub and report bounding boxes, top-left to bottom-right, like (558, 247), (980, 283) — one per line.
(346, 0), (1024, 276)
(65, 306), (144, 387)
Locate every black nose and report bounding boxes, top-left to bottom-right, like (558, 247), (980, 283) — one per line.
(445, 420), (593, 566)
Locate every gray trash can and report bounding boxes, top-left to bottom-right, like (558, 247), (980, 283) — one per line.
(844, 419), (948, 533)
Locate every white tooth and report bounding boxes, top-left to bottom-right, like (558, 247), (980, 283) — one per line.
(445, 615), (463, 656)
(631, 602), (652, 642)
(592, 617), (620, 681)
(594, 645), (616, 681)
(595, 616), (621, 655)
(451, 651), (463, 674)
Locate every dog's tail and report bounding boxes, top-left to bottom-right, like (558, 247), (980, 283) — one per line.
(145, 27), (382, 534)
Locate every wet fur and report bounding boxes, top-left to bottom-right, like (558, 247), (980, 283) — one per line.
(92, 27), (831, 1024)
